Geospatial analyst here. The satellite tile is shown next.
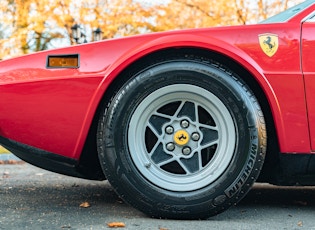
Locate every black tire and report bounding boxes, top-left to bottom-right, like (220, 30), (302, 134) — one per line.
(97, 57), (266, 219)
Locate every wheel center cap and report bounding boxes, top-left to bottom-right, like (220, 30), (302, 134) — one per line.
(174, 130), (189, 146)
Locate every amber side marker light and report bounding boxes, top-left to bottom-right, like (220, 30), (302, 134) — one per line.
(46, 54), (79, 68)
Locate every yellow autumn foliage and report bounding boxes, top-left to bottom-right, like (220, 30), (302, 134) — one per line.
(0, 146), (9, 154)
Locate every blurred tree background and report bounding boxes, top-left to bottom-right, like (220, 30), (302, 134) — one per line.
(0, 0), (304, 60)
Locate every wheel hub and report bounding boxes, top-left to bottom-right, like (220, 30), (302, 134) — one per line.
(162, 117), (201, 159)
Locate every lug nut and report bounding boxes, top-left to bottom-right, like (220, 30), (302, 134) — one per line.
(165, 126), (174, 134)
(166, 142), (175, 151)
(191, 132), (200, 141)
(182, 146), (191, 155)
(181, 120), (189, 128)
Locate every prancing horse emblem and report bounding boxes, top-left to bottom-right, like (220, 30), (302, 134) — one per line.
(177, 134), (187, 141)
(259, 34), (279, 57)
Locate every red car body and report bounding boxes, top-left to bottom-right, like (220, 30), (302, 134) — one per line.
(1, 0), (315, 219)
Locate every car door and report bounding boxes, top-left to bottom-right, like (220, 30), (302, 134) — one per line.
(302, 13), (315, 151)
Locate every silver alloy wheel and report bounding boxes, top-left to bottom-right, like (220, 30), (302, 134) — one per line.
(128, 84), (236, 191)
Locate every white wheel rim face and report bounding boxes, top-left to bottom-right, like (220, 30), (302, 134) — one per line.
(128, 84), (236, 192)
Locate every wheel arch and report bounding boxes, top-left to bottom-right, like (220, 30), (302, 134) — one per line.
(78, 46), (279, 181)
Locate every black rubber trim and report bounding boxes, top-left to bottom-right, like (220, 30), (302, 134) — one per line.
(264, 152), (315, 186)
(0, 135), (90, 179)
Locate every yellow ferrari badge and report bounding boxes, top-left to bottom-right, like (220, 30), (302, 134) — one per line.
(174, 130), (189, 146)
(259, 34), (279, 57)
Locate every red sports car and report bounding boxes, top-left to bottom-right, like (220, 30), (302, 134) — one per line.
(1, 0), (315, 219)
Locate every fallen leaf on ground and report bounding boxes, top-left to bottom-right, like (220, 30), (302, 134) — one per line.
(79, 202), (90, 208)
(107, 222), (126, 228)
(297, 221), (303, 227)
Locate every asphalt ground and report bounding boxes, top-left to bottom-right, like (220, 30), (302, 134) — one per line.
(1, 163), (315, 229)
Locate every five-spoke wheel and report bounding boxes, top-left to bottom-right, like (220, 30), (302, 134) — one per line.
(128, 84), (236, 191)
